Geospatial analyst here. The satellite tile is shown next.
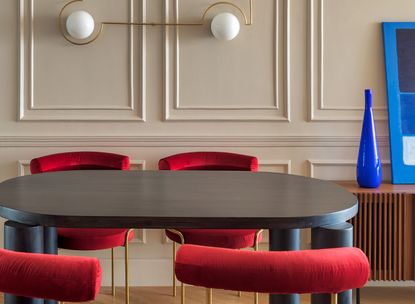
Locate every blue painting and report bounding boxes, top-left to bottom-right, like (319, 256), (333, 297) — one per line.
(383, 22), (415, 183)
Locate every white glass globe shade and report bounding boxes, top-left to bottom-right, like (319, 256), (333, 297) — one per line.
(210, 13), (240, 41)
(66, 10), (95, 40)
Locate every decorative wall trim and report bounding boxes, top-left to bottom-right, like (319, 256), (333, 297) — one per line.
(18, 0), (146, 121)
(307, 0), (387, 121)
(17, 160), (30, 176)
(1, 135), (390, 147)
(164, 0), (291, 121)
(258, 160), (291, 174)
(99, 258), (173, 286)
(130, 160), (146, 171)
(307, 159), (391, 179)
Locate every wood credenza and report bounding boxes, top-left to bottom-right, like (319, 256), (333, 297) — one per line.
(336, 182), (415, 281)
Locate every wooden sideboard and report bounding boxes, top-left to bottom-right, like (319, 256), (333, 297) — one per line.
(336, 182), (415, 281)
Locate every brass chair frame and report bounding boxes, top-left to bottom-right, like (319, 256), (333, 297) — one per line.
(110, 228), (134, 304)
(169, 228), (263, 304)
(59, 230), (133, 304)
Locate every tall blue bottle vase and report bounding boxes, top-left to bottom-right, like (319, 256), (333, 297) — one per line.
(356, 89), (382, 188)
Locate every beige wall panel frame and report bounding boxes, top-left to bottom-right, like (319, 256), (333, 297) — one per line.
(258, 160), (291, 174)
(18, 0), (146, 121)
(307, 0), (388, 121)
(164, 0), (290, 121)
(307, 159), (391, 181)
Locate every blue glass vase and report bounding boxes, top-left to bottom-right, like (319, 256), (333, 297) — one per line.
(356, 89), (382, 188)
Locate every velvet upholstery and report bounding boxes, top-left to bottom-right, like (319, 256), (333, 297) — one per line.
(159, 151), (261, 249)
(0, 248), (101, 302)
(30, 151), (132, 251)
(30, 151), (130, 174)
(176, 245), (370, 295)
(158, 151), (258, 171)
(58, 228), (135, 250)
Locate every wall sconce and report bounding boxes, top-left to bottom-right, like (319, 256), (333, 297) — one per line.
(59, 0), (254, 45)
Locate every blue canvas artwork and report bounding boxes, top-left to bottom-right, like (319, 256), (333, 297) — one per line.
(383, 22), (415, 183)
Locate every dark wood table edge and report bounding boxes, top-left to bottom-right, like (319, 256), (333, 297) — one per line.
(0, 203), (359, 229)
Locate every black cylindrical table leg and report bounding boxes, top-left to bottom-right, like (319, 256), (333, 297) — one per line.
(269, 229), (300, 304)
(43, 227), (57, 254)
(4, 221), (44, 304)
(356, 288), (360, 304)
(311, 222), (353, 304)
(43, 227), (58, 304)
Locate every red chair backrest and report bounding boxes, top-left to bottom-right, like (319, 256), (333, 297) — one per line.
(30, 151), (130, 174)
(175, 244), (370, 295)
(159, 151), (258, 171)
(0, 248), (102, 302)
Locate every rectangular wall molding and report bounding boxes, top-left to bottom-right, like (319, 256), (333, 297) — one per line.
(259, 160), (291, 174)
(163, 0), (291, 121)
(307, 0), (388, 121)
(18, 0), (146, 121)
(307, 159), (391, 180)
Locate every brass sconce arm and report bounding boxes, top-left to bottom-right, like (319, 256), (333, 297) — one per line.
(59, 0), (254, 45)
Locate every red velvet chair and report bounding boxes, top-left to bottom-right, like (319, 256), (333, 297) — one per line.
(176, 245), (370, 304)
(0, 248), (102, 302)
(159, 151), (263, 304)
(30, 151), (134, 304)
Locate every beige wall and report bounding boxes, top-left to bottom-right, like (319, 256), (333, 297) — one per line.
(0, 0), (412, 286)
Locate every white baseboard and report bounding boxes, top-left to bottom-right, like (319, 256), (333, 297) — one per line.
(100, 258), (174, 287)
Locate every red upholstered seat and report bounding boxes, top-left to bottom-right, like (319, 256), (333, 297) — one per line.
(165, 229), (262, 249)
(176, 245), (370, 295)
(0, 248), (101, 302)
(58, 228), (135, 251)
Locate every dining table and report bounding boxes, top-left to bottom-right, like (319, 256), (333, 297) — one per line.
(0, 170), (358, 304)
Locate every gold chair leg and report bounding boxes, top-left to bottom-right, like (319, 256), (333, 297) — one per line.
(206, 288), (212, 304)
(253, 231), (261, 304)
(124, 229), (133, 304)
(238, 291), (242, 297)
(181, 281), (185, 304)
(111, 248), (115, 296)
(331, 293), (338, 304)
(167, 230), (186, 304)
(173, 242), (177, 297)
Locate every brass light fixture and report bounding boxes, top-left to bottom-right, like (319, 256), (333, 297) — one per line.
(59, 0), (254, 45)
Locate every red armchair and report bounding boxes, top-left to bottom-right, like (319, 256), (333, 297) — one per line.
(30, 151), (133, 304)
(176, 245), (370, 304)
(159, 151), (263, 304)
(0, 248), (102, 302)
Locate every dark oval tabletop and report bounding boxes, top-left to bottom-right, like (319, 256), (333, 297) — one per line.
(0, 170), (358, 229)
